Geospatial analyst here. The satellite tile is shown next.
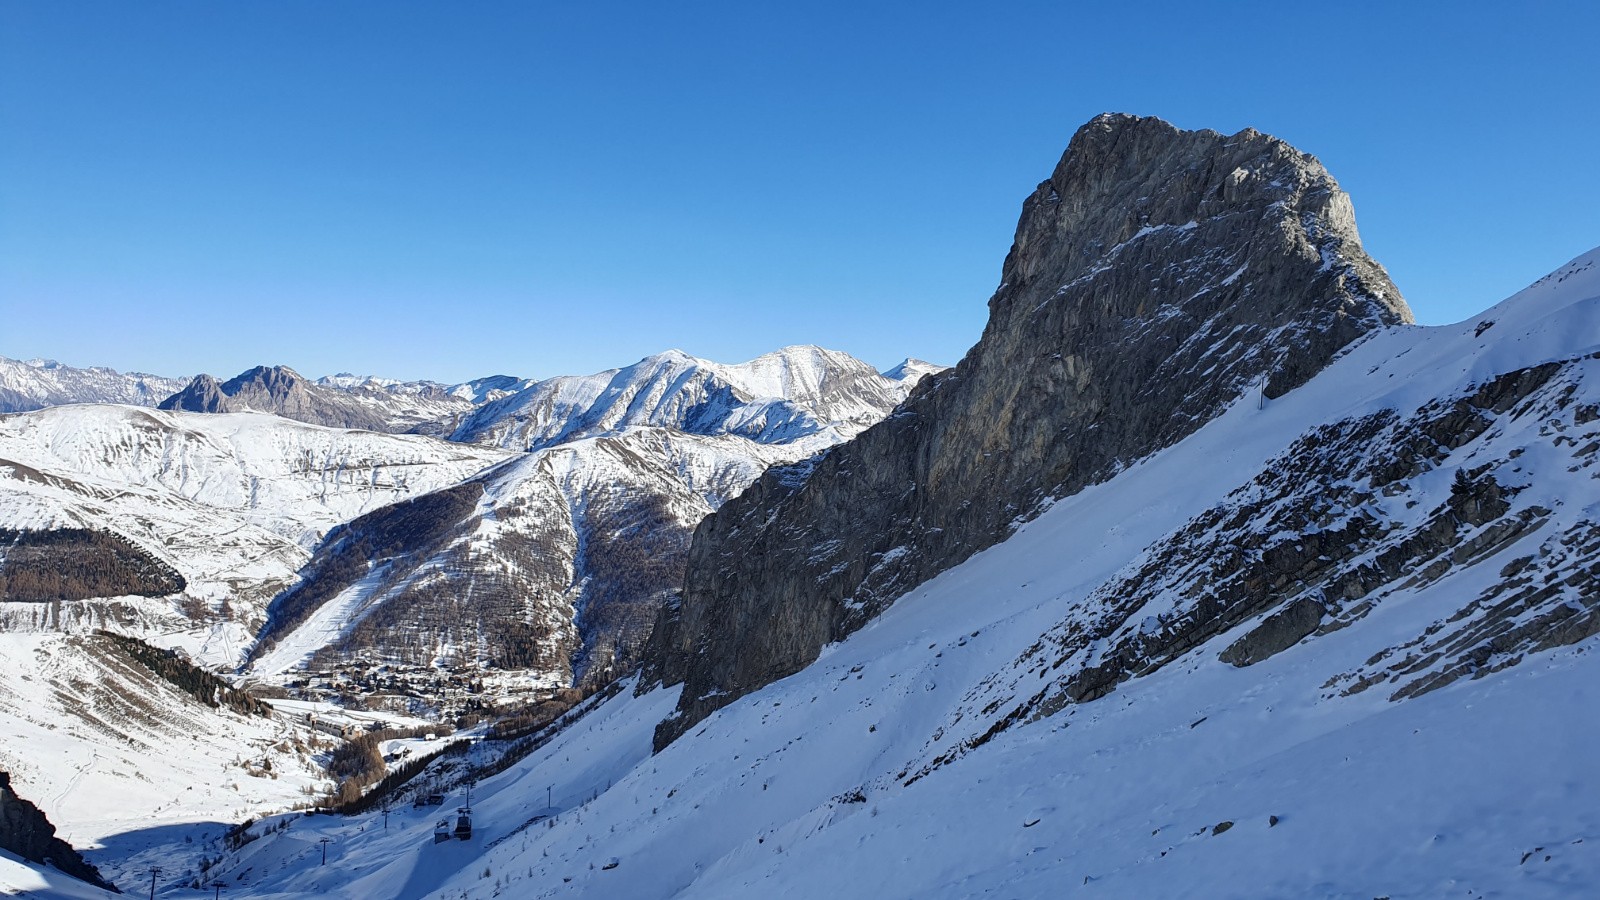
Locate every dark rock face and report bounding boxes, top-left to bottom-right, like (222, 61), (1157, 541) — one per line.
(161, 372), (229, 413)
(160, 365), (392, 431)
(646, 114), (1410, 749)
(1219, 597), (1325, 666)
(0, 771), (119, 892)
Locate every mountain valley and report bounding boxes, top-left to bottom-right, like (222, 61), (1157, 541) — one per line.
(2, 114), (1596, 899)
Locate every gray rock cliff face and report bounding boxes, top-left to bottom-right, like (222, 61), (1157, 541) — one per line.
(161, 372), (230, 413)
(645, 113), (1412, 749)
(160, 365), (394, 431)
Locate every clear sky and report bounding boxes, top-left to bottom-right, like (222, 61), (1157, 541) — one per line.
(3, 2), (1596, 384)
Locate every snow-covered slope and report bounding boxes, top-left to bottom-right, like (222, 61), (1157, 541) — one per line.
(0, 406), (512, 662)
(450, 346), (924, 450)
(0, 356), (187, 413)
(0, 632), (330, 892)
(0, 850), (117, 900)
(157, 249), (1600, 900)
(246, 424), (845, 694)
(239, 347), (924, 695)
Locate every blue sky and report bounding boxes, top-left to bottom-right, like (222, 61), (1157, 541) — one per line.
(2, 2), (1596, 384)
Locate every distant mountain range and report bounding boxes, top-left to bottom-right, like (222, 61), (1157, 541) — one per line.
(0, 356), (187, 413)
(0, 346), (942, 703)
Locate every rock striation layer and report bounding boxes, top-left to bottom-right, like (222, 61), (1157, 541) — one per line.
(646, 113), (1413, 749)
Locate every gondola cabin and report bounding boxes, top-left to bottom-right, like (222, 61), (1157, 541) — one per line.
(454, 807), (473, 840)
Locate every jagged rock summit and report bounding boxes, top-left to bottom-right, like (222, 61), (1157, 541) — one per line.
(647, 113), (1413, 748)
(160, 364), (399, 431)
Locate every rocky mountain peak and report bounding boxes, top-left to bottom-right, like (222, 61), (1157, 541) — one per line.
(160, 364), (397, 432)
(997, 113), (1409, 393)
(159, 372), (228, 414)
(882, 358), (943, 386)
(220, 364), (306, 396)
(645, 113), (1413, 749)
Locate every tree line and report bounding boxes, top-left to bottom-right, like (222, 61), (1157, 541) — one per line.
(0, 527), (185, 602)
(95, 630), (267, 717)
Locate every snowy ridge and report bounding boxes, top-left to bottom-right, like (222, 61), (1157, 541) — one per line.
(0, 356), (187, 413)
(246, 424), (841, 688)
(313, 372), (538, 429)
(450, 345), (924, 450)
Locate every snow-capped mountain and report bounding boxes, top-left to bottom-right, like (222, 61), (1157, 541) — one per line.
(0, 406), (513, 662)
(158, 365), (489, 434)
(449, 345), (930, 450)
(0, 356), (187, 413)
(881, 357), (942, 387)
(239, 346), (930, 699)
(245, 426), (843, 696)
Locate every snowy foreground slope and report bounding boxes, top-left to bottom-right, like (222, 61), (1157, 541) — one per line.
(0, 633), (327, 890)
(77, 250), (1597, 900)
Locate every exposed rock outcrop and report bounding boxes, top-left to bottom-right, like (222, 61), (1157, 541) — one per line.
(1218, 597), (1325, 667)
(901, 354), (1600, 782)
(160, 365), (395, 431)
(646, 113), (1411, 749)
(0, 770), (118, 892)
